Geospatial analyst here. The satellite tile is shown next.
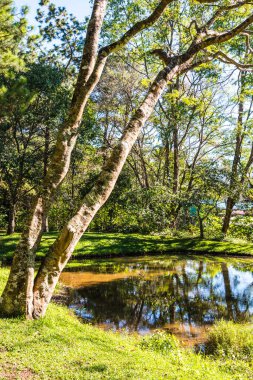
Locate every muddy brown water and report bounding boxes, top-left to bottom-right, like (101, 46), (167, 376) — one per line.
(60, 255), (253, 347)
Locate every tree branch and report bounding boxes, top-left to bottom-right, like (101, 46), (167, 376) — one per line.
(100, 0), (174, 56)
(204, 1), (253, 29)
(216, 51), (253, 71)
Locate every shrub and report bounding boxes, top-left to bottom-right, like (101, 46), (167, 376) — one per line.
(228, 216), (253, 240)
(140, 331), (179, 354)
(205, 321), (253, 361)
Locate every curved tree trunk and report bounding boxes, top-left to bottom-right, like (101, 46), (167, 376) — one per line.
(32, 63), (185, 318)
(32, 54), (204, 318)
(31, 6), (253, 319)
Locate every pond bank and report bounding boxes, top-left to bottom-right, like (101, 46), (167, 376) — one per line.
(1, 232), (253, 263)
(0, 268), (252, 380)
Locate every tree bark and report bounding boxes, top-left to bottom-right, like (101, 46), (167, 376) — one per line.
(222, 197), (235, 235)
(44, 217), (49, 233)
(6, 202), (16, 235)
(43, 125), (50, 178)
(198, 216), (204, 239)
(172, 123), (179, 194)
(172, 79), (179, 194)
(222, 79), (244, 235)
(163, 136), (171, 186)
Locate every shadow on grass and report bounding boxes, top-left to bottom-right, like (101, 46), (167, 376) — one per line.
(1, 231), (253, 262)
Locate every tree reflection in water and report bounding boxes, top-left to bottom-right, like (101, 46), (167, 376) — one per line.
(63, 258), (253, 344)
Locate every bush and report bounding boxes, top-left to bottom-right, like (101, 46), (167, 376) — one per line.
(140, 331), (179, 354)
(204, 215), (223, 239)
(205, 321), (253, 361)
(228, 216), (253, 240)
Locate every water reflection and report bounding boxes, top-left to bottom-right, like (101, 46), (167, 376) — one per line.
(61, 257), (253, 345)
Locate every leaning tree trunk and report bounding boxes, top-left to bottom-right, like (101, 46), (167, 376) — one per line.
(32, 63), (184, 318)
(0, 0), (175, 319)
(31, 7), (253, 318)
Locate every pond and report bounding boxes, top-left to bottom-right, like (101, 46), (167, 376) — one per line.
(60, 255), (253, 346)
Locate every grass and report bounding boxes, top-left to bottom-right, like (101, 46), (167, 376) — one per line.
(0, 268), (252, 379)
(1, 231), (253, 262)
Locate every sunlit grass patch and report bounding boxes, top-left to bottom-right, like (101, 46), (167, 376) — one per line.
(1, 232), (253, 262)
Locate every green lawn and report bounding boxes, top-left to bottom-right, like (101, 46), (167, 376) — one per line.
(0, 268), (252, 380)
(1, 231), (253, 261)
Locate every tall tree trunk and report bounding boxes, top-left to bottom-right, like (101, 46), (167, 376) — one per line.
(172, 79), (180, 194)
(198, 215), (204, 239)
(139, 145), (149, 189)
(163, 136), (170, 186)
(172, 123), (179, 194)
(43, 126), (50, 234)
(196, 207), (205, 239)
(222, 197), (235, 236)
(0, 0), (108, 318)
(222, 76), (244, 235)
(44, 217), (49, 233)
(43, 125), (50, 178)
(6, 202), (16, 235)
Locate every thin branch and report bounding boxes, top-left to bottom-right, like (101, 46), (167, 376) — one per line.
(217, 51), (253, 71)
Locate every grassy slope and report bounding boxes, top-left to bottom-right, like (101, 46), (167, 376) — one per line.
(1, 232), (253, 261)
(0, 268), (252, 380)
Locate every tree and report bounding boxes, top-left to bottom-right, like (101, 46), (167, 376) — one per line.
(0, 0), (177, 318)
(0, 63), (70, 234)
(0, 0), (28, 75)
(1, 0), (253, 319)
(222, 71), (253, 235)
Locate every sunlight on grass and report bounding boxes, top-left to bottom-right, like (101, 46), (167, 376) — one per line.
(1, 232), (253, 262)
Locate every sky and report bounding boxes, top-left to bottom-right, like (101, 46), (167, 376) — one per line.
(14, 0), (92, 23)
